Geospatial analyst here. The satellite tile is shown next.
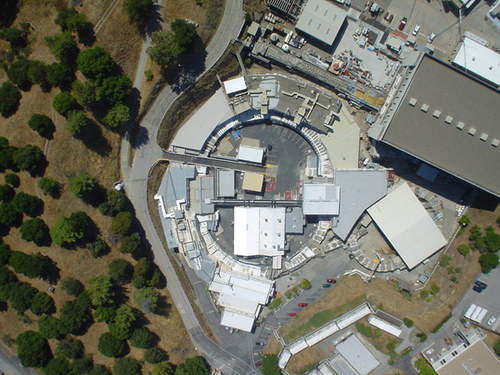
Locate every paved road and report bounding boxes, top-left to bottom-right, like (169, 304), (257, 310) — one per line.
(0, 346), (37, 375)
(120, 1), (255, 373)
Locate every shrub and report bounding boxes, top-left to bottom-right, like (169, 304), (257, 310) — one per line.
(108, 258), (132, 283)
(133, 287), (159, 313)
(457, 244), (470, 257)
(38, 177), (58, 197)
(129, 327), (154, 349)
(479, 253), (499, 273)
(0, 81), (21, 118)
(52, 91), (78, 117)
(16, 331), (52, 368)
(28, 114), (54, 138)
(494, 339), (500, 356)
(301, 278), (311, 290)
(45, 32), (78, 63)
(0, 184), (15, 202)
(111, 211), (133, 235)
(30, 292), (55, 315)
(431, 313), (452, 333)
(44, 357), (71, 375)
(55, 336), (83, 359)
(103, 104), (130, 129)
(120, 233), (140, 254)
(66, 110), (90, 137)
(439, 254), (451, 268)
(419, 290), (429, 299)
(403, 318), (414, 328)
(13, 144), (45, 174)
(38, 315), (63, 339)
(430, 284), (440, 295)
(176, 356), (210, 375)
(88, 237), (109, 258)
(98, 332), (126, 358)
(20, 217), (49, 245)
(114, 357), (141, 375)
(459, 215), (470, 227)
(60, 277), (83, 296)
(68, 172), (98, 200)
(5, 173), (20, 187)
(144, 347), (166, 364)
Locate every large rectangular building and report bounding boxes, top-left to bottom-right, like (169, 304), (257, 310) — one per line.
(369, 54), (500, 197)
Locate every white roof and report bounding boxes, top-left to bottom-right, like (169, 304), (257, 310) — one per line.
(303, 184), (340, 215)
(220, 310), (255, 332)
(237, 145), (264, 164)
(336, 335), (380, 375)
(223, 76), (247, 95)
(234, 207), (285, 257)
(453, 37), (500, 86)
(172, 89), (234, 152)
(367, 182), (447, 269)
(368, 315), (402, 337)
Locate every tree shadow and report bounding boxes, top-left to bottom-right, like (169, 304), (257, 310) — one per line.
(145, 3), (164, 36)
(130, 125), (150, 150)
(78, 120), (112, 156)
(42, 257), (60, 284)
(155, 295), (171, 318)
(30, 156), (48, 178)
(78, 23), (96, 46)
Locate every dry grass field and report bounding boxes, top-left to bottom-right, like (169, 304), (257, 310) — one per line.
(0, 0), (196, 370)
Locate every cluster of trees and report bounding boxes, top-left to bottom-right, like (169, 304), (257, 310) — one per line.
(0, 137), (46, 175)
(469, 225), (500, 273)
(147, 19), (197, 69)
(123, 0), (154, 29)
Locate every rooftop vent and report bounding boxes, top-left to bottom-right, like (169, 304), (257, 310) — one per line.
(408, 97), (417, 106)
(480, 133), (488, 142)
(444, 116), (453, 124)
(492, 139), (499, 147)
(421, 104), (429, 112)
(456, 121), (465, 130)
(432, 110), (441, 119)
(468, 127), (476, 136)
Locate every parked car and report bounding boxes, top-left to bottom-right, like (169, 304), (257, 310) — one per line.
(326, 279), (337, 284)
(384, 12), (393, 23)
(298, 303), (308, 307)
(474, 280), (487, 290)
(427, 32), (436, 43)
(256, 361), (261, 367)
(256, 341), (266, 346)
(288, 312), (297, 317)
(472, 285), (483, 293)
(398, 17), (407, 31)
(267, 144), (272, 151)
(412, 25), (420, 35)
(487, 316), (497, 326)
(323, 283), (332, 288)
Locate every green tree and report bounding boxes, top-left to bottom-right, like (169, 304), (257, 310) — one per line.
(52, 91), (78, 117)
(28, 114), (55, 138)
(152, 361), (174, 375)
(20, 218), (49, 245)
(38, 177), (59, 197)
(301, 278), (311, 290)
(0, 202), (21, 226)
(120, 232), (140, 254)
(60, 277), (83, 296)
(94, 305), (117, 323)
(458, 215), (470, 227)
(50, 211), (90, 246)
(58, 298), (92, 335)
(30, 291), (55, 315)
(9, 251), (55, 280)
(44, 357), (71, 375)
(0, 184), (15, 202)
(55, 336), (83, 359)
(109, 304), (136, 339)
(16, 331), (52, 368)
(430, 283), (440, 296)
(27, 60), (48, 88)
(45, 32), (79, 63)
(111, 211), (133, 235)
(494, 339), (500, 356)
(12, 192), (43, 216)
(98, 75), (132, 107)
(133, 287), (159, 313)
(68, 172), (98, 200)
(129, 327), (154, 349)
(77, 46), (117, 81)
(72, 80), (98, 109)
(0, 244), (13, 266)
(71, 355), (94, 374)
(55, 7), (93, 43)
(0, 266), (17, 288)
(66, 110), (90, 137)
(9, 281), (37, 313)
(13, 144), (45, 174)
(261, 353), (280, 375)
(479, 253), (499, 273)
(170, 19), (197, 50)
(0, 81), (21, 118)
(0, 26), (28, 50)
(88, 237), (109, 258)
(98, 332), (126, 358)
(38, 315), (63, 339)
(7, 58), (31, 90)
(88, 274), (115, 306)
(5, 173), (20, 187)
(123, 0), (154, 27)
(46, 62), (75, 90)
(144, 347), (166, 364)
(114, 357), (141, 375)
(458, 244), (470, 257)
(0, 144), (18, 171)
(439, 254), (451, 267)
(99, 189), (126, 216)
(108, 258), (132, 283)
(147, 31), (183, 68)
(175, 356), (210, 375)
(403, 318), (414, 328)
(89, 365), (111, 375)
(469, 225), (482, 241)
(103, 104), (130, 129)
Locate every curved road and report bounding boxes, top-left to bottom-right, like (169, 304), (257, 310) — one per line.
(120, 1), (257, 374)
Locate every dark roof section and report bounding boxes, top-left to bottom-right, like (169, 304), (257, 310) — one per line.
(382, 55), (500, 197)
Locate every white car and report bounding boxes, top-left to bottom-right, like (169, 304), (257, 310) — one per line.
(428, 33), (436, 43)
(412, 25), (420, 36)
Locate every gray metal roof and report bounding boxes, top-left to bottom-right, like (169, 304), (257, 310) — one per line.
(285, 207), (304, 234)
(217, 169), (235, 197)
(336, 335), (380, 375)
(295, 0), (347, 46)
(334, 169), (388, 241)
(381, 55), (500, 197)
(165, 164), (196, 209)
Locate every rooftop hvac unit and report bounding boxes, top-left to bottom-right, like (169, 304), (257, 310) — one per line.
(479, 133), (488, 142)
(421, 104), (429, 112)
(468, 127), (477, 136)
(456, 121), (465, 130)
(408, 97), (417, 106)
(444, 116), (453, 124)
(491, 139), (499, 147)
(432, 110), (441, 118)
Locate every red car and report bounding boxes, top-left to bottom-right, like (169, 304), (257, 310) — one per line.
(298, 303), (308, 307)
(326, 279), (337, 284)
(256, 361), (261, 367)
(398, 17), (407, 31)
(288, 312), (296, 317)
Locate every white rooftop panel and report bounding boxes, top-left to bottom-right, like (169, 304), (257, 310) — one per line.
(220, 310), (255, 332)
(367, 182), (447, 269)
(303, 184), (341, 215)
(336, 335), (380, 375)
(223, 76), (247, 95)
(453, 37), (500, 86)
(368, 316), (402, 337)
(237, 145), (264, 164)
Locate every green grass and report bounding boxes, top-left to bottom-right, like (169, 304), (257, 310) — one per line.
(282, 295), (366, 343)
